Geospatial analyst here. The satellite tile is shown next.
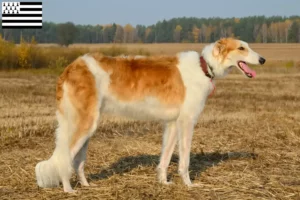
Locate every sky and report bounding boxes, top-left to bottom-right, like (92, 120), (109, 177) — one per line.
(39, 0), (300, 26)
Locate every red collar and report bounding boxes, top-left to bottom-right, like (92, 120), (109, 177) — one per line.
(200, 56), (215, 97)
(200, 56), (214, 79)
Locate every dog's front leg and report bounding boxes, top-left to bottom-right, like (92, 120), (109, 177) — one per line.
(177, 118), (195, 186)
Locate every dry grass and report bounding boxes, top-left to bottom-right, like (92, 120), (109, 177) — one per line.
(39, 43), (300, 71)
(0, 38), (151, 70)
(5, 42), (298, 70)
(0, 49), (300, 199)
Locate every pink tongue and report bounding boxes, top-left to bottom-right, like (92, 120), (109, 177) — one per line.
(240, 62), (256, 78)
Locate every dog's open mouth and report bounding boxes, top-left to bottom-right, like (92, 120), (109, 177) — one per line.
(237, 61), (256, 78)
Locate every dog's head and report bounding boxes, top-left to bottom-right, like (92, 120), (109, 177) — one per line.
(211, 38), (265, 78)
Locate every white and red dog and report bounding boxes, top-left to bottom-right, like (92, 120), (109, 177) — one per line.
(35, 38), (265, 192)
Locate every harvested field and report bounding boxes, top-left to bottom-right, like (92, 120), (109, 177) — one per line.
(0, 48), (300, 199)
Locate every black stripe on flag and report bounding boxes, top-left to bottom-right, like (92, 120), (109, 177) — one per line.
(2, 20), (42, 23)
(20, 2), (42, 5)
(2, 14), (42, 17)
(2, 26), (42, 29)
(20, 8), (42, 11)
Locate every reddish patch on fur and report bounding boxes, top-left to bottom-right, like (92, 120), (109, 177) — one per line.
(91, 53), (186, 106)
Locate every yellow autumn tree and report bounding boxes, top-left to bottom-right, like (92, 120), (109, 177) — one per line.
(18, 36), (31, 68)
(114, 25), (124, 43)
(234, 18), (240, 24)
(173, 25), (182, 43)
(17, 35), (38, 68)
(123, 24), (135, 43)
(205, 25), (213, 42)
(192, 26), (200, 43)
(0, 34), (16, 68)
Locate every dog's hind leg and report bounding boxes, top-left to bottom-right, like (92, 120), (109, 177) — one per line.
(73, 139), (90, 186)
(62, 88), (100, 193)
(177, 118), (195, 186)
(68, 98), (100, 191)
(157, 121), (178, 184)
(72, 137), (97, 187)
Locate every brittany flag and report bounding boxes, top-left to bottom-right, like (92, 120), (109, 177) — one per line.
(2, 1), (42, 29)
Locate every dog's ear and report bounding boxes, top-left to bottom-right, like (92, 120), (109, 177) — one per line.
(213, 38), (227, 56)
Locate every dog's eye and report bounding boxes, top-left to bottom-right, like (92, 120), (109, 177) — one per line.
(238, 47), (245, 50)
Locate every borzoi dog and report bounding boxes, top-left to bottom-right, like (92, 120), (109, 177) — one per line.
(35, 38), (266, 192)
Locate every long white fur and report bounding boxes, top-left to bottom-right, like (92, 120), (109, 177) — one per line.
(35, 82), (100, 192)
(35, 39), (263, 192)
(35, 84), (75, 190)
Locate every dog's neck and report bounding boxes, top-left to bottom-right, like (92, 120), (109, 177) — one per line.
(199, 56), (214, 79)
(201, 43), (230, 78)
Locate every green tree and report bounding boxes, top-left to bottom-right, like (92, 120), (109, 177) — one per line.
(288, 21), (300, 43)
(136, 25), (146, 42)
(1, 16), (300, 44)
(57, 22), (78, 47)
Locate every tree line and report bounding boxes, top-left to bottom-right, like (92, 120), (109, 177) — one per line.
(1, 15), (300, 46)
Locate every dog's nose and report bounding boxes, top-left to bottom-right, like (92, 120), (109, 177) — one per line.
(259, 57), (266, 65)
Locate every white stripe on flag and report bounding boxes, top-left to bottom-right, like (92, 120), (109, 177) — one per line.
(19, 11), (42, 14)
(2, 23), (42, 26)
(2, 17), (42, 20)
